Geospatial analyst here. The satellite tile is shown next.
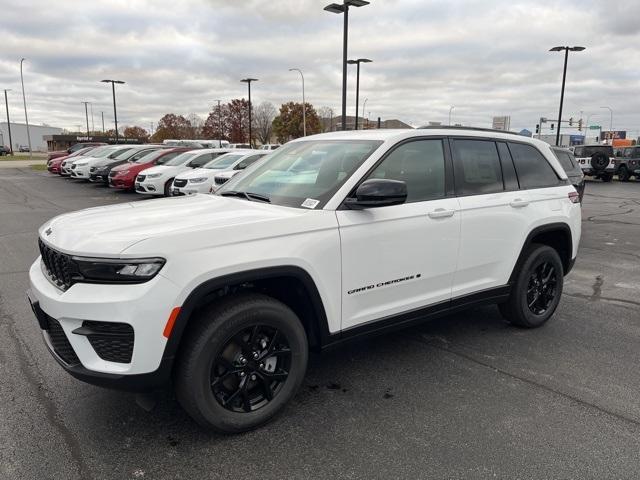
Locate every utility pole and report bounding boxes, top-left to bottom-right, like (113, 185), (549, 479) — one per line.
(215, 99), (222, 146)
(3, 89), (14, 155)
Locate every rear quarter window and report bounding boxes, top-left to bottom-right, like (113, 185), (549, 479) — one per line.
(451, 139), (504, 196)
(508, 143), (560, 189)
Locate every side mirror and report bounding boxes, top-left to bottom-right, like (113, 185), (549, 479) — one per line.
(344, 179), (407, 209)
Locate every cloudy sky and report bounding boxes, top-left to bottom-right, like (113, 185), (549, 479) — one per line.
(1, 0), (639, 136)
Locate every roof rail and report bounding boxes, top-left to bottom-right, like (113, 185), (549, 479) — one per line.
(417, 125), (522, 136)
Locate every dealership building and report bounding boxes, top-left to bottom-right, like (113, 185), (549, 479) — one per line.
(0, 122), (63, 152)
(43, 134), (143, 151)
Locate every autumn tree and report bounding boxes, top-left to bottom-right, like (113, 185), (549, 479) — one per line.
(186, 113), (204, 139)
(224, 99), (250, 144)
(202, 103), (229, 140)
(273, 102), (321, 143)
(254, 101), (277, 145)
(123, 126), (149, 142)
(149, 114), (192, 142)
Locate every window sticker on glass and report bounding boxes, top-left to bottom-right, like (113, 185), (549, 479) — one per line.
(301, 198), (320, 209)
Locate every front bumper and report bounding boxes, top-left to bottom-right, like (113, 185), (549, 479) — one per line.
(171, 182), (211, 196)
(135, 178), (165, 194)
(89, 171), (110, 183)
(71, 165), (90, 179)
(28, 258), (181, 389)
(109, 175), (134, 189)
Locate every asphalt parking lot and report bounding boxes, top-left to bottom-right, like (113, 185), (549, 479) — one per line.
(1, 167), (640, 479)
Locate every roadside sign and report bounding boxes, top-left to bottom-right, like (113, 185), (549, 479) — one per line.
(589, 125), (600, 130)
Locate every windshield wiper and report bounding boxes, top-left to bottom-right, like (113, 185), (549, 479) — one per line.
(220, 191), (271, 203)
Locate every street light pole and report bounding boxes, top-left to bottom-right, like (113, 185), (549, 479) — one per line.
(90, 102), (95, 133)
(324, 0), (370, 131)
(289, 68), (306, 136)
(240, 78), (258, 147)
(600, 106), (613, 142)
(19, 58), (32, 159)
(3, 89), (13, 155)
(549, 46), (585, 146)
(347, 58), (372, 130)
(81, 101), (90, 138)
(215, 99), (222, 147)
(101, 79), (125, 143)
(448, 106), (455, 126)
(101, 111), (105, 133)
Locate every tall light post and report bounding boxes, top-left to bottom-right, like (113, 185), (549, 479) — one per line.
(101, 111), (105, 133)
(89, 102), (95, 133)
(214, 99), (223, 146)
(324, 0), (370, 131)
(19, 58), (32, 159)
(100, 79), (125, 143)
(600, 106), (613, 142)
(347, 58), (372, 130)
(289, 68), (306, 136)
(549, 46), (585, 146)
(448, 106), (455, 126)
(240, 78), (258, 147)
(3, 89), (13, 155)
(80, 101), (90, 138)
(362, 97), (368, 129)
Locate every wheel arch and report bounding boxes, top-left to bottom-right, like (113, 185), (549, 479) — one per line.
(508, 223), (574, 284)
(164, 266), (331, 367)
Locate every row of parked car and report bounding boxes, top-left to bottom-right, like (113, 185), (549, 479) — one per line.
(46, 142), (275, 197)
(571, 144), (640, 182)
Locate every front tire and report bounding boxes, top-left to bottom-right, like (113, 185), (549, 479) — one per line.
(175, 293), (308, 433)
(618, 165), (630, 182)
(163, 179), (174, 197)
(499, 244), (564, 328)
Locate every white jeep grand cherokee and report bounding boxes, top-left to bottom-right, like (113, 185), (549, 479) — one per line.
(28, 128), (581, 433)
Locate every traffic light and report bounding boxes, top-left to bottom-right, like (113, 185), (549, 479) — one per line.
(578, 119), (583, 131)
(535, 124), (540, 134)
(551, 123), (555, 130)
(569, 117), (573, 126)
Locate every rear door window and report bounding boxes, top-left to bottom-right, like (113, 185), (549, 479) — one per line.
(508, 143), (560, 189)
(451, 139), (504, 195)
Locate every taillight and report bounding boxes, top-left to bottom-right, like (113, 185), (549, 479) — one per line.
(568, 191), (580, 204)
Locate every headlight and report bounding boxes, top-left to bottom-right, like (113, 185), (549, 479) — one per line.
(145, 173), (162, 178)
(117, 170), (129, 176)
(188, 177), (208, 184)
(71, 256), (165, 284)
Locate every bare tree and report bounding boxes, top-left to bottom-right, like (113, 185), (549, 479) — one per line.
(318, 106), (335, 133)
(254, 101), (277, 145)
(186, 113), (204, 139)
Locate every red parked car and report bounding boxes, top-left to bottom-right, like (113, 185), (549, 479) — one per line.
(47, 146), (100, 174)
(47, 142), (106, 161)
(108, 147), (191, 191)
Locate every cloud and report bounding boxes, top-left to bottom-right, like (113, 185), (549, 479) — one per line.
(0, 0), (639, 136)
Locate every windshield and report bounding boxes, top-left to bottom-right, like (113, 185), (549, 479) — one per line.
(84, 146), (111, 157)
(204, 154), (245, 169)
(574, 146), (613, 157)
(134, 149), (170, 163)
(107, 147), (133, 159)
(122, 148), (158, 162)
(164, 151), (200, 166)
(552, 149), (579, 173)
(217, 140), (383, 208)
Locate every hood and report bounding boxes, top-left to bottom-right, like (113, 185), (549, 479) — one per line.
(112, 161), (147, 173)
(216, 170), (240, 180)
(39, 195), (310, 256)
(142, 165), (174, 176)
(176, 168), (217, 180)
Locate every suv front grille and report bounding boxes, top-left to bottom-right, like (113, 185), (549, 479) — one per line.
(46, 317), (80, 365)
(38, 239), (76, 290)
(173, 179), (187, 188)
(214, 177), (229, 185)
(82, 321), (134, 363)
(136, 174), (146, 182)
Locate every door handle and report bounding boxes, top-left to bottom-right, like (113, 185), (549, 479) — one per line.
(510, 198), (530, 208)
(428, 208), (455, 219)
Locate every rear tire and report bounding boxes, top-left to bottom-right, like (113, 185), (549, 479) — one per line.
(175, 293), (308, 433)
(499, 244), (563, 328)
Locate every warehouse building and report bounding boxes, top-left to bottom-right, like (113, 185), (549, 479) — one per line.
(0, 122), (63, 152)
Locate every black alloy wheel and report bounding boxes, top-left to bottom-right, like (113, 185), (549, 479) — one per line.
(526, 261), (558, 315)
(210, 325), (291, 413)
(618, 165), (631, 182)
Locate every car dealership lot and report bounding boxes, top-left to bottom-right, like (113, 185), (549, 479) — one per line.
(1, 168), (640, 479)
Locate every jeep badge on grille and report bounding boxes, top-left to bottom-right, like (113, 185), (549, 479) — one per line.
(45, 227), (52, 236)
